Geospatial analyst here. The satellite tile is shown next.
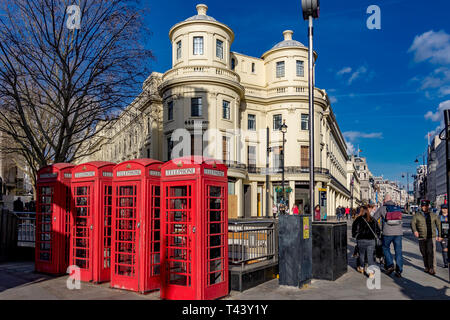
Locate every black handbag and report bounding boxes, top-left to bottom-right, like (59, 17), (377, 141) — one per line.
(362, 217), (383, 259)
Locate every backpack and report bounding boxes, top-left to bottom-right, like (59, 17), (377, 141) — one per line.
(384, 204), (402, 225)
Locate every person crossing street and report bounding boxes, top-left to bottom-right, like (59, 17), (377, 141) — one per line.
(411, 199), (442, 275)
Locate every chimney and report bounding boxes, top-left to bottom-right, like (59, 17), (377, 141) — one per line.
(283, 30), (294, 41)
(196, 4), (208, 16)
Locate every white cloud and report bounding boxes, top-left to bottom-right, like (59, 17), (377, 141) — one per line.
(424, 100), (450, 123)
(420, 67), (450, 90)
(343, 131), (383, 142)
(346, 140), (355, 156)
(348, 66), (368, 85)
(337, 67), (352, 76)
(408, 30), (450, 65)
(329, 96), (338, 104)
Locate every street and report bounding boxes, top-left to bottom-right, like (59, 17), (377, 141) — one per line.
(0, 215), (448, 300)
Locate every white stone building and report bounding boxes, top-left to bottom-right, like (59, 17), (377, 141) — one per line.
(85, 4), (356, 218)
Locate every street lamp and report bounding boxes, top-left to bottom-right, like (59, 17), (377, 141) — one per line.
(302, 0), (319, 219)
(281, 120), (288, 214)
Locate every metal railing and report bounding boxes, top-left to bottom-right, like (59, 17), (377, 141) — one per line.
(228, 219), (277, 269)
(14, 212), (36, 247)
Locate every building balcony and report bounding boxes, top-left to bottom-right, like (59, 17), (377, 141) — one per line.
(161, 65), (241, 85)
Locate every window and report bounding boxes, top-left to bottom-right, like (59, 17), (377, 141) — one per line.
(222, 100), (230, 120)
(276, 61), (285, 78)
(216, 39), (224, 59)
(273, 114), (282, 131)
(168, 101), (173, 121)
(248, 146), (256, 172)
(248, 114), (256, 131)
(296, 60), (304, 77)
(193, 36), (203, 55)
(273, 146), (282, 171)
(231, 58), (235, 70)
(191, 97), (202, 117)
(176, 41), (182, 60)
(301, 114), (309, 130)
(251, 63), (255, 73)
(301, 146), (309, 168)
(222, 136), (230, 163)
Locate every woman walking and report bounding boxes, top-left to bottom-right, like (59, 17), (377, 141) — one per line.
(314, 205), (321, 221)
(352, 205), (381, 277)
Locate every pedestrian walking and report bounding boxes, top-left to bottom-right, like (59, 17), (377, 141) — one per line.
(345, 207), (350, 220)
(292, 204), (299, 215)
(13, 197), (24, 212)
(438, 204), (449, 269)
(314, 205), (321, 221)
(336, 206), (342, 221)
(372, 194), (404, 277)
(272, 203), (278, 218)
(352, 205), (381, 278)
(411, 199), (443, 275)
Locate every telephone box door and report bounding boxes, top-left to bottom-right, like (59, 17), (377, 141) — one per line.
(204, 183), (228, 299)
(72, 183), (94, 280)
(162, 182), (196, 299)
(114, 182), (140, 290)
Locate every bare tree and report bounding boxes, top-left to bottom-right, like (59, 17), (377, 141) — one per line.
(0, 0), (153, 186)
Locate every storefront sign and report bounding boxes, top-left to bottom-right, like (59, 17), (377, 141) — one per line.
(165, 168), (196, 176)
(204, 169), (224, 177)
(116, 170), (141, 177)
(74, 171), (95, 178)
(303, 217), (310, 239)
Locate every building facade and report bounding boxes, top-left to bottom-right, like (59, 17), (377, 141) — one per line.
(85, 4), (356, 218)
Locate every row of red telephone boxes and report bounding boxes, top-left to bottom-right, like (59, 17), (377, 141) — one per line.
(35, 156), (228, 300)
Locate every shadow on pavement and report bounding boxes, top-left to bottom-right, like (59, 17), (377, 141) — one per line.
(391, 272), (449, 300)
(0, 262), (53, 293)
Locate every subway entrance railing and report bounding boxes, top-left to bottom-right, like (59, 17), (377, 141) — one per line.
(228, 219), (278, 268)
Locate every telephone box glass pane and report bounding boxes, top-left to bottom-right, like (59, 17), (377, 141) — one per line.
(206, 185), (225, 286)
(37, 186), (53, 262)
(166, 185), (192, 286)
(151, 185), (161, 276)
(73, 186), (90, 270)
(104, 186), (112, 269)
(115, 185), (137, 277)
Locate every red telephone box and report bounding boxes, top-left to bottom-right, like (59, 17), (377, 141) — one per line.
(160, 156), (228, 300)
(111, 159), (163, 293)
(35, 163), (73, 275)
(70, 161), (115, 283)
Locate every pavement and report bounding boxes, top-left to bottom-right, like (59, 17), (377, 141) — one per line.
(0, 215), (449, 300)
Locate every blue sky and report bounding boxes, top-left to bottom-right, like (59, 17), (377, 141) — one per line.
(143, 0), (450, 188)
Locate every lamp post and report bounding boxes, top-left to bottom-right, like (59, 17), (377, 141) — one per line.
(281, 120), (288, 214)
(302, 0), (319, 219)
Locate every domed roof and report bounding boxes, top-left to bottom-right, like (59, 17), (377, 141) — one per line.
(271, 30), (305, 50)
(185, 4), (217, 22)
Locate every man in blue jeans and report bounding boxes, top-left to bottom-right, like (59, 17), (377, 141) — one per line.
(373, 194), (403, 277)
